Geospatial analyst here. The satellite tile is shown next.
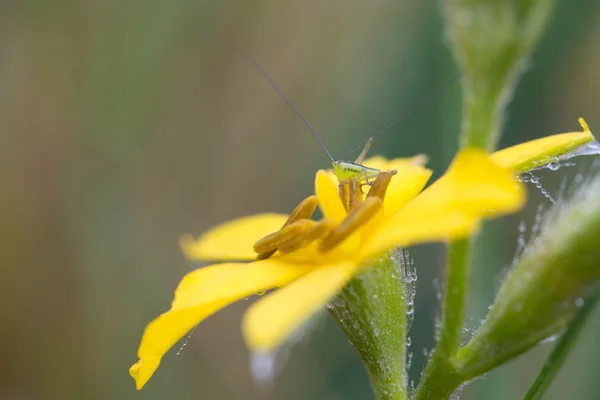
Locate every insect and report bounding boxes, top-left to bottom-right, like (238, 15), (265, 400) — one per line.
(200, 29), (456, 189)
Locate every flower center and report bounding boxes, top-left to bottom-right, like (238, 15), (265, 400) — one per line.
(254, 170), (397, 259)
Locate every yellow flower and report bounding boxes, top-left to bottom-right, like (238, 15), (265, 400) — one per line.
(130, 119), (593, 390)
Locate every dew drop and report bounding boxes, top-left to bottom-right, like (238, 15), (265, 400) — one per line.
(177, 323), (200, 356)
(575, 297), (584, 307)
(573, 139), (600, 156)
(251, 352), (277, 389)
(541, 333), (560, 344)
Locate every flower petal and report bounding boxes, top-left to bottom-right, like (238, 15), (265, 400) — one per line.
(315, 170), (347, 224)
(382, 163), (432, 216)
(420, 148), (526, 213)
(130, 260), (309, 389)
(491, 118), (594, 174)
(242, 261), (357, 351)
(362, 149), (524, 259)
(180, 213), (288, 261)
(360, 210), (478, 261)
(362, 154), (428, 171)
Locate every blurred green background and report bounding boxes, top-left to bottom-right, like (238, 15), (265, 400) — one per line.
(2, 1), (600, 399)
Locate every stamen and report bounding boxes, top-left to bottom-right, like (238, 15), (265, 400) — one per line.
(256, 249), (278, 261)
(279, 218), (334, 253)
(366, 170), (397, 200)
(255, 170), (396, 257)
(254, 219), (313, 254)
(339, 180), (351, 213)
(286, 195), (319, 224)
(319, 197), (383, 252)
(349, 179), (363, 211)
(254, 195), (319, 259)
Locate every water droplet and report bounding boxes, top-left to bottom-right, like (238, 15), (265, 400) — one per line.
(251, 352), (276, 389)
(547, 162), (560, 171)
(573, 139), (600, 156)
(575, 297), (584, 307)
(406, 336), (412, 347)
(177, 323), (200, 356)
(541, 333), (562, 344)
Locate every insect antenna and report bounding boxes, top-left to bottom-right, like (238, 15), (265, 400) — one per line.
(199, 28), (335, 163)
(341, 75), (460, 161)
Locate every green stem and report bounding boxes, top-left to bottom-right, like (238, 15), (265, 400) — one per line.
(461, 87), (507, 150)
(438, 239), (472, 356)
(329, 252), (410, 400)
(523, 281), (600, 400)
(414, 239), (472, 400)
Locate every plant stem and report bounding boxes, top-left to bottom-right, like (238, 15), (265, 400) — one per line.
(438, 239), (472, 356)
(461, 88), (506, 150)
(523, 281), (600, 400)
(329, 252), (410, 400)
(414, 239), (472, 400)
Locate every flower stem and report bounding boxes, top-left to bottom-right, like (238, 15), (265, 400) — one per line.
(523, 280), (600, 400)
(461, 87), (507, 150)
(438, 238), (472, 356)
(414, 238), (471, 400)
(329, 252), (410, 400)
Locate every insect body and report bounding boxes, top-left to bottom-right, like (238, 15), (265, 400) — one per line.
(332, 137), (380, 184)
(333, 161), (380, 182)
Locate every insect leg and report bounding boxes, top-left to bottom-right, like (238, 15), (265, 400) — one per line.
(354, 137), (373, 164)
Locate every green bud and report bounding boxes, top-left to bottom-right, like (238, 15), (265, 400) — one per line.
(456, 174), (600, 378)
(445, 0), (555, 149)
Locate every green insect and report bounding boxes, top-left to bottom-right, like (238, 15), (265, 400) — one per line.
(332, 138), (380, 184)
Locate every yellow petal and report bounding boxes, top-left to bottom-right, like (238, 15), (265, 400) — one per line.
(242, 261), (357, 351)
(382, 162), (432, 216)
(420, 148), (526, 213)
(361, 154), (429, 171)
(130, 260), (308, 390)
(315, 170), (347, 224)
(491, 118), (594, 174)
(360, 211), (478, 260)
(363, 149), (524, 259)
(180, 213), (288, 261)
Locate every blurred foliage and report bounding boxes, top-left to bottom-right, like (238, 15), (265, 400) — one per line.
(1, 0), (599, 399)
